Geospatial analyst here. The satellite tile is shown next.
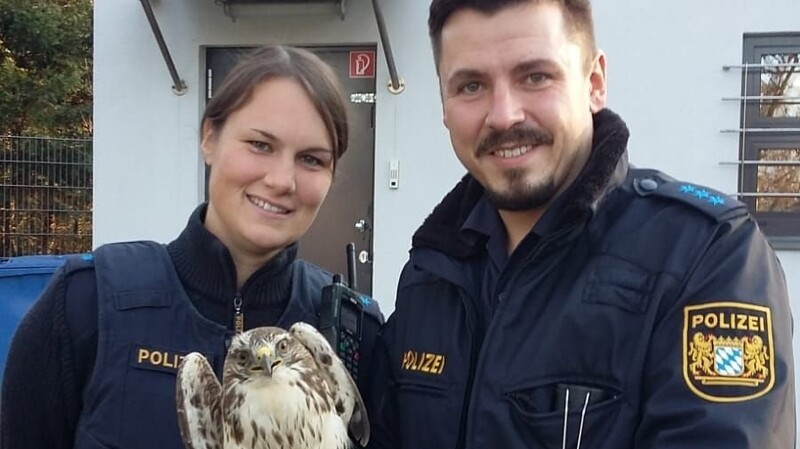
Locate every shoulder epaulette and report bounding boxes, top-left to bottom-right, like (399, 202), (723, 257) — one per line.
(62, 252), (96, 274)
(357, 292), (385, 324)
(630, 172), (747, 221)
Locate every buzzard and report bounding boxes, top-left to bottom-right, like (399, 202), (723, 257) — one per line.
(175, 322), (369, 449)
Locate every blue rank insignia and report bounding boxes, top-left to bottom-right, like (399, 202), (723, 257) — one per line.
(683, 302), (774, 402)
(645, 180), (746, 221)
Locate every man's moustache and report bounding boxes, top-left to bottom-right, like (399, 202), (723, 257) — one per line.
(476, 126), (554, 157)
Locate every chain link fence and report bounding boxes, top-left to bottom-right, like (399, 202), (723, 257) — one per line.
(0, 136), (92, 257)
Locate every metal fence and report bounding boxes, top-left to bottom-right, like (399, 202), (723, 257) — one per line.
(0, 136), (92, 257)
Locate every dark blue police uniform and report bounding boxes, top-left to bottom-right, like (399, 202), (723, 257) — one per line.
(73, 241), (330, 448)
(1, 204), (382, 449)
(366, 109), (795, 449)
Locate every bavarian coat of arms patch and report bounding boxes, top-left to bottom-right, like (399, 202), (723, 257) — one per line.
(683, 301), (775, 402)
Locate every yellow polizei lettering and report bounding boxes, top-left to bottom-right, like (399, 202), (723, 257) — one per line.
(403, 352), (416, 371)
(413, 353), (425, 371)
(404, 351), (417, 370)
(418, 354), (429, 373)
(719, 314), (731, 329)
(137, 349), (186, 369)
(704, 314), (718, 328)
(421, 353), (435, 373)
(400, 350), (446, 375)
(737, 314), (749, 330)
(695, 313), (764, 331)
(747, 316), (759, 332)
(430, 355), (443, 374)
(163, 354), (177, 368)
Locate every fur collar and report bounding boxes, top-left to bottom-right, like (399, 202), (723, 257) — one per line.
(411, 108), (630, 259)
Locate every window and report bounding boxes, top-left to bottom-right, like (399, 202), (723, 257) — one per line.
(738, 33), (800, 240)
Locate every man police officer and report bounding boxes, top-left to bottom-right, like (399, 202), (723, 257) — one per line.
(365, 0), (796, 448)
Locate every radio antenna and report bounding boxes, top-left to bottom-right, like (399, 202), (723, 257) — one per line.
(346, 242), (357, 290)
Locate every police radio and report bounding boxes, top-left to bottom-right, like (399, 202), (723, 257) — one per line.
(319, 243), (370, 381)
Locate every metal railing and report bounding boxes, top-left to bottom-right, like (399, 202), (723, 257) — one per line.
(0, 136), (93, 257)
(720, 58), (800, 209)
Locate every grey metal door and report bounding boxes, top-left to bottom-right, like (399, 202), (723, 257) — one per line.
(206, 46), (376, 294)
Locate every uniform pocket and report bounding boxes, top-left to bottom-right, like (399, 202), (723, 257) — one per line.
(398, 380), (449, 397)
(505, 381), (623, 449)
(121, 343), (209, 449)
(582, 257), (654, 314)
(395, 376), (459, 449)
(122, 368), (184, 448)
(73, 428), (116, 448)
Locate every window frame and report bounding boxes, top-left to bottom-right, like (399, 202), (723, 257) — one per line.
(739, 32), (800, 241)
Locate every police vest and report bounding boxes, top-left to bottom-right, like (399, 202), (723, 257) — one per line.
(72, 241), (327, 449)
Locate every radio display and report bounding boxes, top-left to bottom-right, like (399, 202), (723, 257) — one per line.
(340, 303), (360, 332)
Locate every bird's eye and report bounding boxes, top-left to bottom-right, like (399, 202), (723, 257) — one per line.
(277, 339), (288, 353)
(236, 351), (248, 364)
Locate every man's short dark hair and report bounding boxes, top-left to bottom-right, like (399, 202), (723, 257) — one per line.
(428, 0), (597, 74)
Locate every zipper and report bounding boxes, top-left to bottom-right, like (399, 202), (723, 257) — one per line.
(454, 226), (576, 448)
(455, 290), (481, 449)
(233, 293), (244, 333)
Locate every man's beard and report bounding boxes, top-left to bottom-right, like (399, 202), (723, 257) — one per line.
(476, 124), (556, 211)
(485, 169), (556, 211)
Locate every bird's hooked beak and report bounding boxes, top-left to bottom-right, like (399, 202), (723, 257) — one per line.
(254, 345), (282, 376)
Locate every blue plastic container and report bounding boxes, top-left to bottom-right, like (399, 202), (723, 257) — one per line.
(0, 255), (71, 381)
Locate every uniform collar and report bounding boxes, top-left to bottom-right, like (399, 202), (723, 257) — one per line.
(461, 195), (508, 270)
(166, 203), (296, 309)
(412, 108), (630, 259)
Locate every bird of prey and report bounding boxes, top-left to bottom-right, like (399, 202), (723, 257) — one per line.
(175, 322), (369, 449)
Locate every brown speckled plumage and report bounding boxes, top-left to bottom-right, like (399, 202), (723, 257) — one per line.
(176, 323), (368, 449)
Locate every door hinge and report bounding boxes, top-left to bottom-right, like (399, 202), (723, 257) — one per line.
(207, 69), (213, 100)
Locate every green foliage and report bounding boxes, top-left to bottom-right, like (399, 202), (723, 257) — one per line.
(0, 0), (93, 256)
(0, 0), (92, 137)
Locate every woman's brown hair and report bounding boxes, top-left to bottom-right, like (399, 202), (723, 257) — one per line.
(202, 46), (349, 170)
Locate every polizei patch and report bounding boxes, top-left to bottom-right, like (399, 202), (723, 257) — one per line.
(683, 302), (775, 402)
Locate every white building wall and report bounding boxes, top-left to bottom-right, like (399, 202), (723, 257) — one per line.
(96, 0), (799, 434)
(94, 0), (462, 311)
(594, 0), (800, 397)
